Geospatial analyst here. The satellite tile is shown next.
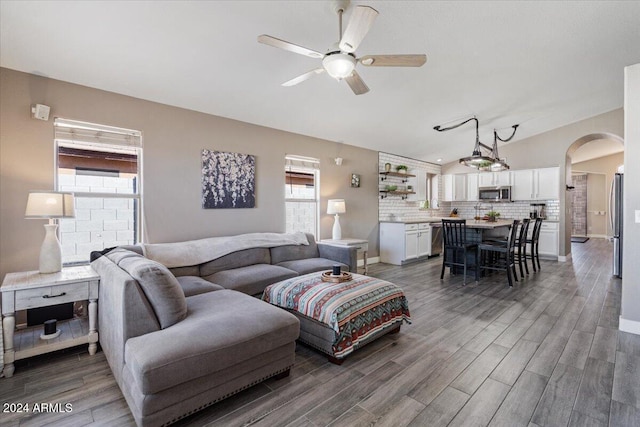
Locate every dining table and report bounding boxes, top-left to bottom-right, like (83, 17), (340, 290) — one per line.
(446, 218), (514, 275)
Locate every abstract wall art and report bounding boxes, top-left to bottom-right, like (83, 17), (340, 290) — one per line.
(202, 149), (255, 208)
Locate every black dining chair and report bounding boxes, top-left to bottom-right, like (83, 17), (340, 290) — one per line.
(478, 220), (520, 287)
(441, 219), (478, 285)
(514, 218), (531, 278)
(526, 218), (543, 271)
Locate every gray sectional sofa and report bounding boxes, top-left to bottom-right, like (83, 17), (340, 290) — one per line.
(92, 232), (356, 426)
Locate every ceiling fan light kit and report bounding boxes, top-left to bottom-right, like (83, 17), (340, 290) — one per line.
(434, 117), (519, 171)
(323, 52), (356, 79)
(257, 2), (426, 95)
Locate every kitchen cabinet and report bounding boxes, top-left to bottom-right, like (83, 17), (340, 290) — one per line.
(467, 173), (479, 201)
(478, 171), (511, 187)
(536, 167), (559, 200)
(511, 167), (559, 201)
(442, 174), (467, 201)
(537, 221), (559, 257)
(380, 222), (431, 265)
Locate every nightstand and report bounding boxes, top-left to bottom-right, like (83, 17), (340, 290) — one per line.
(1, 265), (99, 378)
(320, 238), (369, 275)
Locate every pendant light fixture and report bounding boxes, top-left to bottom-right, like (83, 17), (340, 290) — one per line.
(433, 116), (519, 171)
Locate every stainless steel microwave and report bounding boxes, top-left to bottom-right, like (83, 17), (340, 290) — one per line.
(479, 186), (512, 202)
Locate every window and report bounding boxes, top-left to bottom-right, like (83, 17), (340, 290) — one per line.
(285, 155), (319, 238)
(54, 119), (142, 264)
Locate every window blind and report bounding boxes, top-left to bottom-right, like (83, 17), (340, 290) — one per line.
(54, 118), (142, 148)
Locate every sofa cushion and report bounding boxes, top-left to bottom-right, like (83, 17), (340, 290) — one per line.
(199, 247), (271, 277)
(107, 249), (187, 329)
(270, 233), (320, 264)
(176, 276), (224, 297)
(276, 258), (349, 275)
(203, 264), (297, 296)
(124, 289), (300, 394)
(169, 265), (200, 277)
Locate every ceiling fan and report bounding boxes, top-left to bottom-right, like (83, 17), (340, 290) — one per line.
(258, 0), (427, 95)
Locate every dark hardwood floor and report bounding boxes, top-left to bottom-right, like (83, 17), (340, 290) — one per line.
(2, 238), (639, 426)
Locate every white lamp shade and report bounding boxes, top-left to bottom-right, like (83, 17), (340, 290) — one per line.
(327, 199), (346, 215)
(25, 192), (75, 218)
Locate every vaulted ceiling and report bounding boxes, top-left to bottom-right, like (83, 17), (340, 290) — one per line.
(2, 1), (639, 164)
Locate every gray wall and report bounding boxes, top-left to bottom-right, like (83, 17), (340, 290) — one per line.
(0, 68), (380, 279)
(622, 63), (640, 326)
(442, 109), (624, 257)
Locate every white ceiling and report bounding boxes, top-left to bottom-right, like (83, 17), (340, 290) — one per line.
(2, 1), (639, 164)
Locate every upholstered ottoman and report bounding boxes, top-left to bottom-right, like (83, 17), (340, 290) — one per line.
(263, 272), (411, 364)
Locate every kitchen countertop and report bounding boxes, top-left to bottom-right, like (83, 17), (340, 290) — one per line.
(381, 217), (559, 224)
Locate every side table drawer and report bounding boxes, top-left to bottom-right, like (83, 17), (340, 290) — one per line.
(15, 281), (90, 310)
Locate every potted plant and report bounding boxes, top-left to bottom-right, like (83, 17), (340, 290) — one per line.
(486, 210), (501, 222)
(396, 165), (408, 174)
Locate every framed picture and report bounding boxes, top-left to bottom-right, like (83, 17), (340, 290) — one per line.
(202, 149), (256, 208)
(351, 173), (361, 188)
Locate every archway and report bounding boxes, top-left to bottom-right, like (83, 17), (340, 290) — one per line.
(564, 133), (624, 256)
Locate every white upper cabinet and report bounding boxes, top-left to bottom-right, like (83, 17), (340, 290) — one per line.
(453, 174), (467, 201)
(443, 173), (475, 201)
(442, 174), (454, 201)
(467, 173), (479, 201)
(511, 167), (559, 201)
(478, 171), (511, 187)
(511, 169), (535, 200)
(535, 167), (560, 200)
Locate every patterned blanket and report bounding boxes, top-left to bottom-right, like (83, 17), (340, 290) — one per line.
(263, 272), (411, 358)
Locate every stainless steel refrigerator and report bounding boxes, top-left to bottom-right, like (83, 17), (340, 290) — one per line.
(610, 173), (623, 277)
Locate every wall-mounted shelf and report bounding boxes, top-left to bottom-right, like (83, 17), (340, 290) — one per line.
(379, 190), (416, 200)
(380, 171), (416, 183)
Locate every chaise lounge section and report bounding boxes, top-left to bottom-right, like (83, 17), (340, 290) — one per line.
(92, 232), (356, 426)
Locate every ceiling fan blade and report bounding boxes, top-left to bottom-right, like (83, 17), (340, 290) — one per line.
(344, 70), (370, 95)
(282, 68), (325, 87)
(258, 35), (324, 59)
(359, 54), (427, 67)
(339, 6), (379, 53)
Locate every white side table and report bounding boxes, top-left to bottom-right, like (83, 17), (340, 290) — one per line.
(320, 238), (369, 275)
(1, 265), (99, 378)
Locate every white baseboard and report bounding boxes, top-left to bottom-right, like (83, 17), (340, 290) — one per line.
(558, 253), (571, 262)
(588, 234), (608, 239)
(619, 316), (640, 335)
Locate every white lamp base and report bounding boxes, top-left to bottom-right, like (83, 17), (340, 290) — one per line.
(332, 214), (342, 240)
(39, 223), (62, 274)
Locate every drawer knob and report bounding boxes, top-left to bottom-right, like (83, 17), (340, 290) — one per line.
(43, 292), (67, 299)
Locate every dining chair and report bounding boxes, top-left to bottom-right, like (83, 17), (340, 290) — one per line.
(514, 218), (531, 278)
(526, 218), (543, 271)
(478, 219), (520, 287)
(441, 219), (478, 285)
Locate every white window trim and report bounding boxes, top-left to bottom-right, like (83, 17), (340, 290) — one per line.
(54, 119), (144, 264)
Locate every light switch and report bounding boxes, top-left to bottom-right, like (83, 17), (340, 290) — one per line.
(636, 210), (640, 223)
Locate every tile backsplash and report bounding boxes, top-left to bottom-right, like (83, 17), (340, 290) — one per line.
(378, 152), (442, 221)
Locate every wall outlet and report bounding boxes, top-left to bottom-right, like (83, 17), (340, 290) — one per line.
(636, 210), (640, 223)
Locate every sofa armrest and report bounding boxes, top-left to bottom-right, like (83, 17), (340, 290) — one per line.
(317, 244), (357, 273)
(91, 256), (160, 385)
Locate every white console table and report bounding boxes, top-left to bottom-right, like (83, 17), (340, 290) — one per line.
(320, 238), (369, 275)
(1, 265), (99, 378)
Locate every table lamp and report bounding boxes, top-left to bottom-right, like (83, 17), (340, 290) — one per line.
(25, 191), (75, 273)
(327, 199), (346, 240)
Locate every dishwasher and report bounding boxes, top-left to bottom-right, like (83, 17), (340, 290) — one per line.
(430, 223), (442, 256)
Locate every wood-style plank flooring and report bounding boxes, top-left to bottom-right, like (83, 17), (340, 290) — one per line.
(2, 238), (640, 426)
